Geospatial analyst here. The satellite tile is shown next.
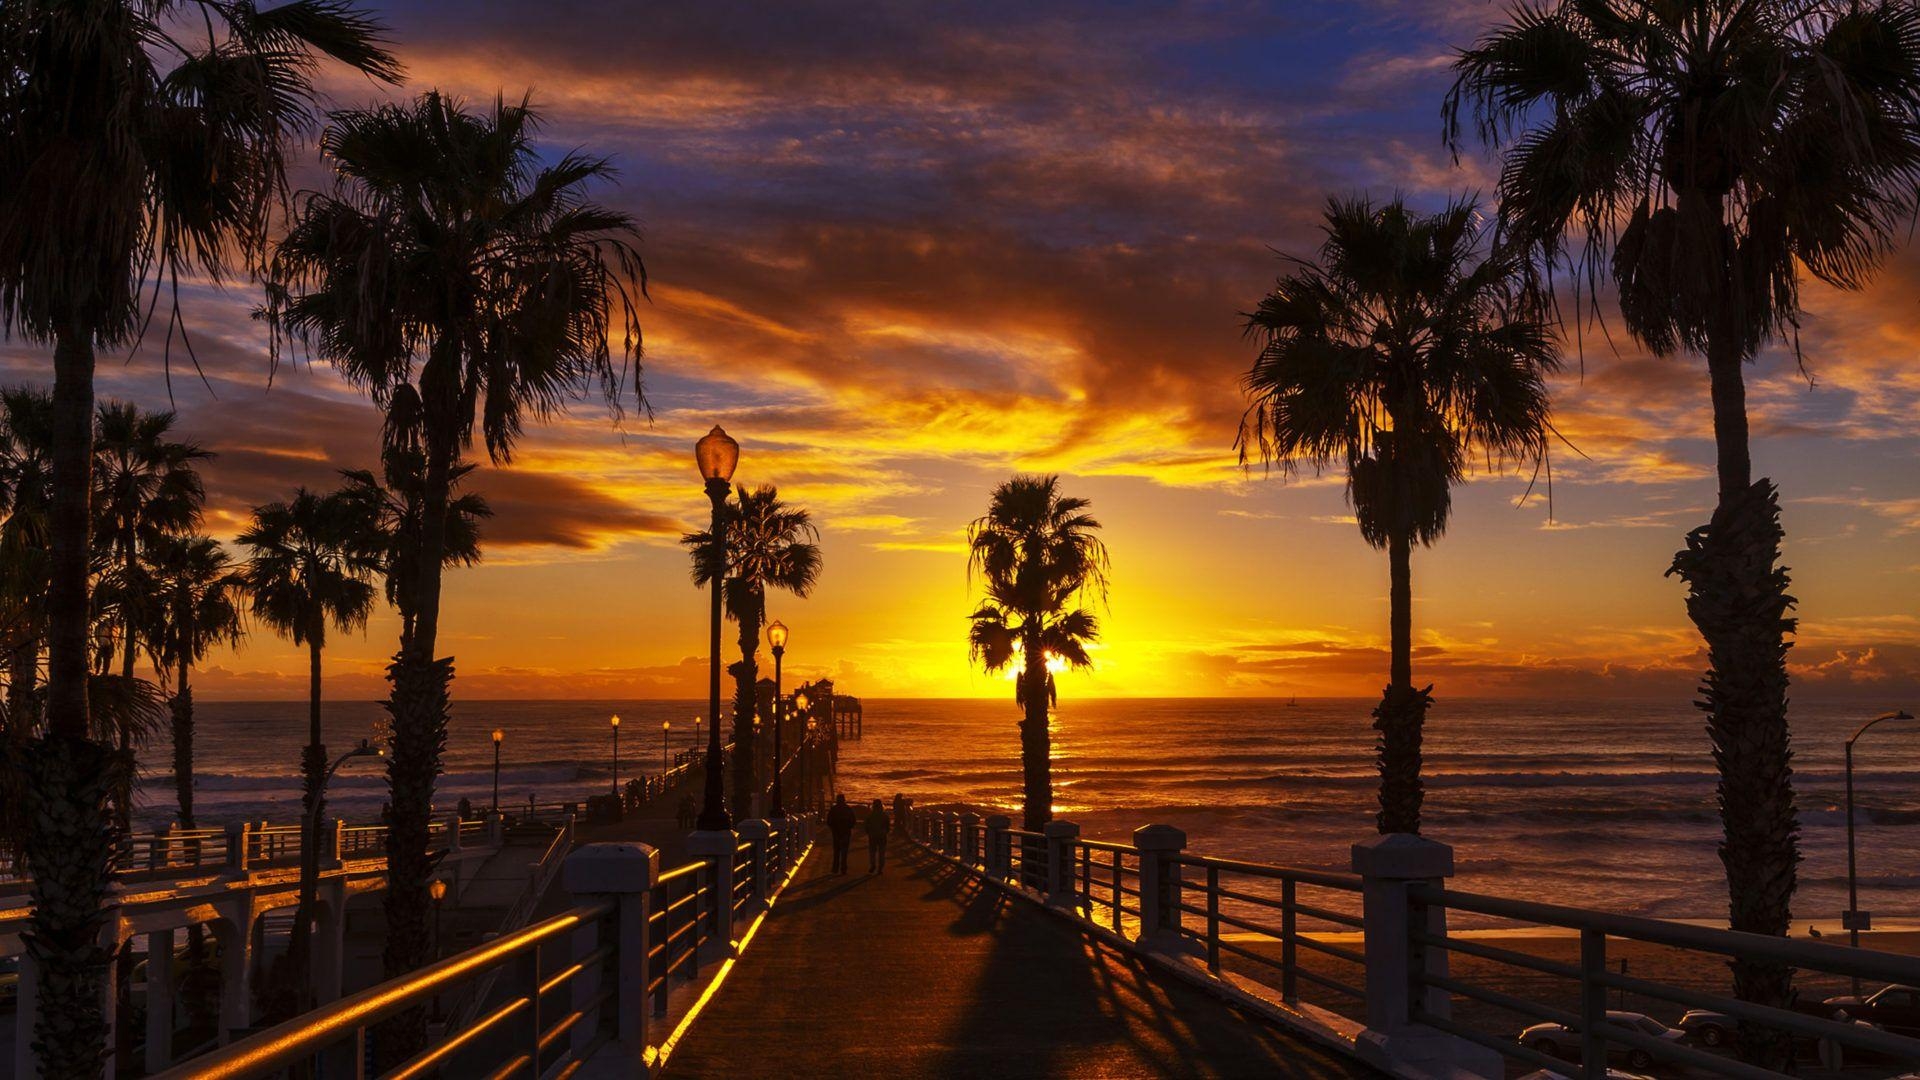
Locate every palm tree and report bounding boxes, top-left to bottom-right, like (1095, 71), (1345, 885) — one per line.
(966, 475), (1109, 831)
(144, 535), (244, 835)
(0, 3), (397, 1066)
(92, 402), (211, 829)
(237, 488), (379, 1017)
(683, 486), (822, 818)
(1445, 6), (1920, 1059)
(264, 91), (645, 1058)
(143, 532), (242, 1026)
(0, 388), (54, 737)
(1239, 196), (1556, 836)
(337, 451), (491, 651)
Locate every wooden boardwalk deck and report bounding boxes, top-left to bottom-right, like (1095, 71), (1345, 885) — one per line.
(662, 836), (1375, 1079)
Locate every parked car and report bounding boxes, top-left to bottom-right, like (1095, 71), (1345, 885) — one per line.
(1520, 1011), (1688, 1071)
(1826, 985), (1920, 1036)
(0, 954), (17, 1010)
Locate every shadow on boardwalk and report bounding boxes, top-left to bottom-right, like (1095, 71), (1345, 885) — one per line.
(663, 838), (1376, 1079)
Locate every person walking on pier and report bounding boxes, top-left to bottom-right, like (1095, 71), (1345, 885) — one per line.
(827, 793), (856, 874)
(865, 798), (891, 874)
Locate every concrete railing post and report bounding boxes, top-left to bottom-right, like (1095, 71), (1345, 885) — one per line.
(152, 822), (173, 871)
(1348, 833), (1500, 1078)
(563, 842), (658, 1069)
(226, 821), (251, 873)
(984, 815), (1011, 879)
(324, 818), (344, 867)
(941, 811), (957, 855)
(445, 812), (463, 853)
(736, 819), (774, 906)
(1352, 833), (1454, 1032)
(144, 927), (175, 1072)
(486, 810), (504, 847)
(686, 829), (739, 958)
(1044, 821), (1080, 907)
(215, 907), (254, 1044)
(1134, 824), (1187, 949)
(959, 812), (980, 866)
(12, 951), (35, 1079)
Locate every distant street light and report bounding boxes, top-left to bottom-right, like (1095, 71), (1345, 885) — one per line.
(429, 878), (448, 969)
(491, 729), (505, 813)
(662, 718), (672, 778)
(610, 714), (622, 797)
(1845, 709), (1914, 990)
(768, 620), (789, 819)
(695, 424), (739, 831)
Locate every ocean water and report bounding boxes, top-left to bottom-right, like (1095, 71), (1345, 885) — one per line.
(138, 696), (1919, 924)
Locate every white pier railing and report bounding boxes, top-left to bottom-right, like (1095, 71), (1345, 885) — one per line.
(908, 802), (1920, 1080)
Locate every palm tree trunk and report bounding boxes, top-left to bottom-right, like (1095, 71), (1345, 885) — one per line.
(285, 635), (325, 1019)
(170, 653), (216, 1030)
(171, 653), (194, 831)
(378, 419), (456, 1067)
(731, 598), (760, 820)
(1019, 634), (1051, 831)
(7, 640), (37, 736)
(23, 322), (118, 1079)
(1373, 529), (1429, 835)
(1669, 341), (1798, 1070)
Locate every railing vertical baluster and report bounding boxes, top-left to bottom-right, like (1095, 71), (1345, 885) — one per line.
(1205, 865), (1220, 973)
(1110, 851), (1122, 933)
(1281, 877), (1298, 1002)
(527, 941), (544, 1078)
(1579, 929), (1606, 1080)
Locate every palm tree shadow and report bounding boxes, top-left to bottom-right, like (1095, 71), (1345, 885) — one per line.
(908, 846), (1351, 1079)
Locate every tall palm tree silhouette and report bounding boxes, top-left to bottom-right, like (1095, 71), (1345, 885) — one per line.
(967, 475), (1108, 831)
(144, 535), (244, 838)
(238, 488), (380, 1017)
(1447, 7), (1920, 1058)
(0, 4), (396, 1064)
(1239, 196), (1556, 836)
(265, 91), (645, 1058)
(92, 403), (210, 827)
(683, 485), (822, 818)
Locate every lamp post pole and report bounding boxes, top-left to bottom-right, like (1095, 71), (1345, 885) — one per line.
(610, 714), (621, 798)
(662, 719), (671, 779)
(490, 729), (504, 813)
(1844, 709), (1913, 992)
(696, 426), (739, 831)
(768, 622), (788, 819)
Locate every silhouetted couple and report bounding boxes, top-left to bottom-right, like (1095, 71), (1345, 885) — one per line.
(826, 794), (890, 874)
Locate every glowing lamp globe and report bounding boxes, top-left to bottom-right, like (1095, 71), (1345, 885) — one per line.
(767, 620), (789, 650)
(491, 729), (504, 745)
(695, 425), (739, 483)
(429, 879), (447, 903)
(610, 714), (621, 729)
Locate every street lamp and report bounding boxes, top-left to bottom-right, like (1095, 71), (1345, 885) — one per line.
(303, 739), (384, 855)
(662, 718), (672, 778)
(695, 424), (739, 831)
(609, 714), (622, 797)
(429, 877), (448, 959)
(491, 728), (505, 813)
(767, 620), (789, 818)
(1844, 709), (1913, 988)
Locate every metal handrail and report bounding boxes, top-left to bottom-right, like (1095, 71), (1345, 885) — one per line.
(152, 900), (614, 1079)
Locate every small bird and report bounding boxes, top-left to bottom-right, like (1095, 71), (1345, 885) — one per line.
(1809, 925), (1823, 939)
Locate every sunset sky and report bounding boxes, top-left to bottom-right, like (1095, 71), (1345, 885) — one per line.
(5, 1), (1916, 702)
